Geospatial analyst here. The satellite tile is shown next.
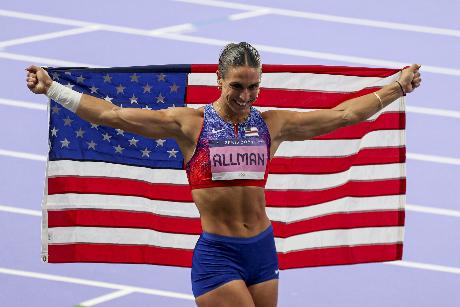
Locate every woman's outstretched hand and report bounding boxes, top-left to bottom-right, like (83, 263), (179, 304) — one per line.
(26, 65), (53, 95)
(398, 64), (422, 94)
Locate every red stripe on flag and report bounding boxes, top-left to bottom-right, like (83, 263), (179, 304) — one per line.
(48, 209), (403, 237)
(48, 244), (193, 266)
(279, 243), (403, 269)
(313, 112), (405, 140)
(48, 177), (194, 202)
(48, 177), (405, 208)
(191, 64), (399, 77)
(47, 242), (402, 267)
(186, 86), (380, 109)
(269, 147), (406, 174)
(48, 209), (202, 234)
(273, 210), (405, 237)
(266, 179), (406, 207)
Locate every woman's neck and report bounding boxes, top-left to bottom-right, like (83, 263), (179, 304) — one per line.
(214, 99), (250, 124)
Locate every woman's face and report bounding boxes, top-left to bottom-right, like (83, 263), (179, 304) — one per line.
(218, 66), (261, 115)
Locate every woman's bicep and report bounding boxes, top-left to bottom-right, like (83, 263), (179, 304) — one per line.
(277, 109), (348, 141)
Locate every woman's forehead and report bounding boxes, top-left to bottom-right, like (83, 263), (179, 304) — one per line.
(224, 66), (261, 82)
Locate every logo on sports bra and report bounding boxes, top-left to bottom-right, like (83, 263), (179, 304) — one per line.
(209, 138), (267, 181)
(211, 128), (225, 134)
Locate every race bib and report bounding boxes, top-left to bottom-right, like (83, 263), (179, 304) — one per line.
(209, 138), (268, 180)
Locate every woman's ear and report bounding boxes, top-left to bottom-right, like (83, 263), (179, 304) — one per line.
(216, 70), (222, 89)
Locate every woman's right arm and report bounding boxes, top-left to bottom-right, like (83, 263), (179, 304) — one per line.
(26, 65), (198, 140)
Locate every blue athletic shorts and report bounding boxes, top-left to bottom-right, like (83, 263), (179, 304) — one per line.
(191, 224), (279, 298)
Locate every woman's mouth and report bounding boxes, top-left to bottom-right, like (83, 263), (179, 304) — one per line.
(235, 100), (248, 107)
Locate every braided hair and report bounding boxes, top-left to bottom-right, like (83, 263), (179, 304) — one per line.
(218, 42), (261, 79)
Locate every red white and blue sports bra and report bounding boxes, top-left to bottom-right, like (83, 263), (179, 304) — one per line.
(185, 104), (271, 190)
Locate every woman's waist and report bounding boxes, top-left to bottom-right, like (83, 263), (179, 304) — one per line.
(199, 211), (271, 238)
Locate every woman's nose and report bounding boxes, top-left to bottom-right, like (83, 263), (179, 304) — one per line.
(239, 89), (250, 101)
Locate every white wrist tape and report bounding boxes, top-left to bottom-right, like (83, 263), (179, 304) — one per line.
(46, 81), (82, 113)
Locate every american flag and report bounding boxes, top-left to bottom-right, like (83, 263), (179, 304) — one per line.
(42, 64), (405, 269)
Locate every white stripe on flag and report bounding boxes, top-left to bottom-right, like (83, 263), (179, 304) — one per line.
(46, 193), (402, 222)
(188, 72), (400, 91)
(275, 226), (404, 252)
(267, 195), (403, 223)
(188, 103), (403, 118)
(48, 227), (199, 249)
(47, 226), (403, 252)
(276, 130), (404, 157)
(267, 163), (404, 190)
(47, 160), (404, 190)
(46, 194), (199, 218)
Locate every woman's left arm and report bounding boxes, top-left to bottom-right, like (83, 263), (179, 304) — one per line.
(264, 64), (421, 146)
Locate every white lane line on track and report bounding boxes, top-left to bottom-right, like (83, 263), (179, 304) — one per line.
(0, 26), (101, 49)
(149, 23), (196, 35)
(2, 202), (460, 219)
(228, 9), (272, 21)
(385, 260), (460, 275)
(175, 0), (460, 37)
(0, 205), (41, 216)
(0, 98), (47, 111)
(77, 289), (134, 307)
(0, 149), (46, 161)
(407, 153), (460, 166)
(0, 267), (194, 300)
(0, 51), (101, 67)
(406, 106), (460, 119)
(0, 9), (458, 76)
(406, 204), (460, 218)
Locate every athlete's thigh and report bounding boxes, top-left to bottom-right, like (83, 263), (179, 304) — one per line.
(195, 279), (255, 307)
(248, 279), (279, 307)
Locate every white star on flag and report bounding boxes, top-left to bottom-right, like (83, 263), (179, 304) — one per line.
(104, 95), (113, 102)
(51, 127), (58, 137)
(167, 148), (178, 158)
(143, 83), (152, 93)
(116, 84), (126, 94)
(102, 133), (112, 142)
(155, 139), (166, 147)
(51, 105), (60, 114)
(75, 128), (85, 138)
(157, 73), (166, 81)
(63, 117), (73, 126)
(87, 140), (97, 150)
(90, 86), (98, 94)
(156, 93), (165, 103)
(103, 74), (112, 83)
(141, 148), (151, 157)
(130, 94), (138, 104)
(60, 138), (70, 148)
(128, 137), (139, 147)
(130, 73), (140, 82)
(113, 145), (124, 154)
(76, 75), (86, 84)
(169, 83), (179, 92)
